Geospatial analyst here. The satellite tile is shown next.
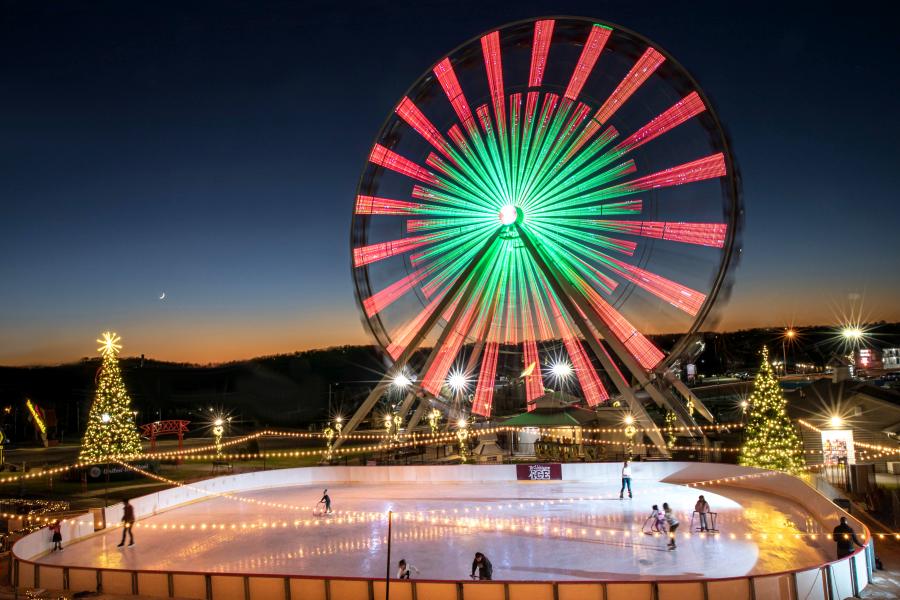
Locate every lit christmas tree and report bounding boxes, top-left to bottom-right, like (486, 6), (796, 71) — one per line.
(739, 346), (805, 474)
(78, 332), (143, 462)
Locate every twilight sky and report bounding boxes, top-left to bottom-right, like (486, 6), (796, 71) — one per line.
(1, 0), (898, 366)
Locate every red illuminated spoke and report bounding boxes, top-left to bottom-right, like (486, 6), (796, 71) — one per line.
(353, 235), (432, 267)
(592, 220), (727, 248)
(363, 268), (431, 318)
(579, 285), (665, 369)
(369, 144), (439, 184)
(471, 341), (499, 417)
(395, 97), (455, 159)
(564, 24), (612, 101)
(385, 293), (446, 360)
(576, 153), (726, 207)
(421, 302), (480, 395)
(481, 31), (506, 136)
(434, 58), (477, 135)
(547, 292), (609, 406)
(354, 195), (423, 216)
(594, 48), (665, 124)
(613, 92), (706, 154)
(608, 258), (706, 316)
(618, 153), (726, 193)
(528, 20), (554, 87)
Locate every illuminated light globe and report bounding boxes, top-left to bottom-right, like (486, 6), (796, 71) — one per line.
(392, 373), (412, 389)
(552, 361), (573, 378)
(349, 16), (739, 450)
(499, 204), (520, 225)
(447, 371), (469, 392)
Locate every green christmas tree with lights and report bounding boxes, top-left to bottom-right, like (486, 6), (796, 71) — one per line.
(78, 332), (143, 462)
(739, 346), (805, 474)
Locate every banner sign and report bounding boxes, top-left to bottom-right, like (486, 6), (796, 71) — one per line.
(516, 463), (562, 480)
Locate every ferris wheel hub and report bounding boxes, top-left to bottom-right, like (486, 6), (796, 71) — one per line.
(498, 204), (522, 226)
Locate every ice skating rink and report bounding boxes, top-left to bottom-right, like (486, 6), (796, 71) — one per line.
(37, 479), (835, 581)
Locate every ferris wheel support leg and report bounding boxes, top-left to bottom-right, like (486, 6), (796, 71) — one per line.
(396, 391), (419, 425)
(514, 227), (669, 455)
(337, 233), (501, 450)
(406, 398), (431, 432)
(515, 225), (708, 435)
(663, 371), (715, 423)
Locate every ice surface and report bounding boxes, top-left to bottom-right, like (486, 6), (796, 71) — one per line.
(38, 479), (833, 580)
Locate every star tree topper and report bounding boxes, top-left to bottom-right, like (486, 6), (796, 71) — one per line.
(97, 331), (122, 357)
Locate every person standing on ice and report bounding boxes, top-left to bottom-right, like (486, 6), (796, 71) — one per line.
(117, 498), (136, 547)
(619, 460), (633, 499)
(320, 489), (332, 514)
(695, 495), (711, 531)
(663, 502), (679, 549)
(49, 520), (63, 551)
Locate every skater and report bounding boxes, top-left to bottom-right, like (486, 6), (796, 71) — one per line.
(117, 499), (135, 547)
(644, 505), (665, 533)
(320, 489), (332, 514)
(695, 495), (711, 531)
(397, 559), (419, 579)
(471, 552), (493, 580)
(832, 517), (864, 559)
(619, 460), (633, 498)
(49, 520), (63, 551)
(663, 502), (679, 549)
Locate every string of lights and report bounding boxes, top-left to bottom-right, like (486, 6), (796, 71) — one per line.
(797, 419), (900, 454)
(5, 419), (896, 486)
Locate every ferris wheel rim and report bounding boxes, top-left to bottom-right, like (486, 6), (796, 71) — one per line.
(350, 14), (741, 372)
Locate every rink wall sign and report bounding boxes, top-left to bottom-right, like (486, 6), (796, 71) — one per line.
(516, 463), (562, 480)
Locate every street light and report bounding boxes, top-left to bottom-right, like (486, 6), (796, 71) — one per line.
(447, 371), (469, 393)
(549, 360), (573, 384)
(327, 382), (340, 418)
(842, 327), (863, 341)
(782, 329), (796, 375)
(391, 373), (412, 389)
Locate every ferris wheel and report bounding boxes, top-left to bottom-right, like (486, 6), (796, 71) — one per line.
(343, 17), (740, 452)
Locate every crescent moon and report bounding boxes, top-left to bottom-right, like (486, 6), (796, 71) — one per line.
(159, 292), (166, 300)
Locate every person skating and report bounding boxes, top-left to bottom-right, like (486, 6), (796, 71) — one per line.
(648, 504), (665, 533)
(619, 460), (633, 499)
(397, 559), (419, 579)
(320, 489), (332, 514)
(832, 517), (864, 559)
(663, 502), (679, 549)
(117, 499), (135, 547)
(49, 520), (63, 551)
(471, 552), (493, 580)
(694, 495), (711, 531)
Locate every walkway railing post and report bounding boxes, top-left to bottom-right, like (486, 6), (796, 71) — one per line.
(385, 510), (393, 600)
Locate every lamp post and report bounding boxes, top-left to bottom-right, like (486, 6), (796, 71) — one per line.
(783, 329), (796, 375)
(456, 418), (469, 463)
(327, 382), (340, 419)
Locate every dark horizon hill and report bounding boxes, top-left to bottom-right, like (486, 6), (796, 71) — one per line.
(1, 323), (897, 445)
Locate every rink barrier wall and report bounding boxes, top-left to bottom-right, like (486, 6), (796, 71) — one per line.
(12, 462), (873, 600)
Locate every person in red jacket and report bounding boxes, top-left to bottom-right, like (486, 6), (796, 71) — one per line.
(117, 498), (136, 547)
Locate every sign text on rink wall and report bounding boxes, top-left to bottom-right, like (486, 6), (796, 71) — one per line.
(516, 463), (562, 480)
